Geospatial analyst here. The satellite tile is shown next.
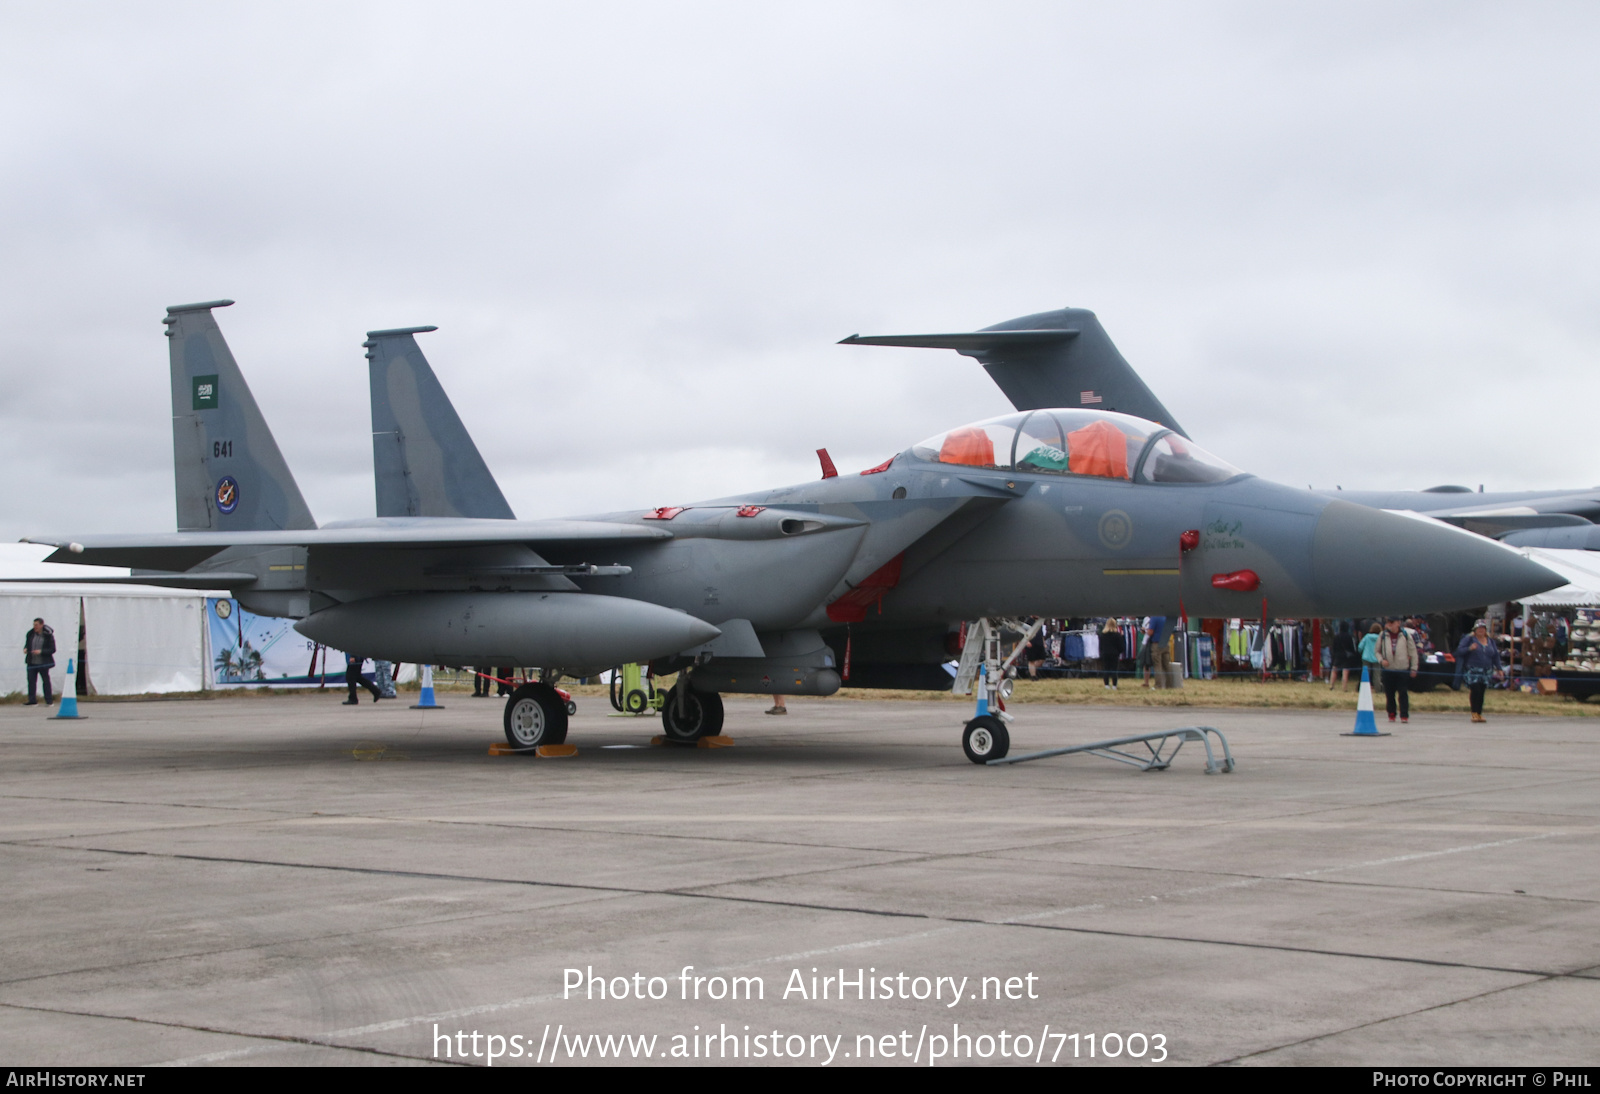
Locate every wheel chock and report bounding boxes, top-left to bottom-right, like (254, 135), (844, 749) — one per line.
(697, 736), (734, 748)
(489, 742), (579, 757)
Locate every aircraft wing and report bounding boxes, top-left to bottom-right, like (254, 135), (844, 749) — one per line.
(29, 519), (672, 571)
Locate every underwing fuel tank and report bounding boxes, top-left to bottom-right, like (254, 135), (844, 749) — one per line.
(295, 592), (720, 669)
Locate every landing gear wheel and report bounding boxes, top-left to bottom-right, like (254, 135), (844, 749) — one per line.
(503, 683), (569, 750)
(962, 715), (1009, 764)
(660, 685), (724, 741)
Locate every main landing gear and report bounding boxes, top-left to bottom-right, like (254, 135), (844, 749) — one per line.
(503, 682), (570, 750)
(499, 671), (724, 751)
(659, 683), (724, 742)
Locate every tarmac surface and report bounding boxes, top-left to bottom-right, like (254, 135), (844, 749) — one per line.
(0, 691), (1596, 1067)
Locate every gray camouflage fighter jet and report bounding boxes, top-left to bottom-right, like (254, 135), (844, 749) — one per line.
(23, 301), (1562, 761)
(869, 307), (1600, 548)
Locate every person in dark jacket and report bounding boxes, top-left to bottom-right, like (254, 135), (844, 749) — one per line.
(1099, 619), (1126, 688)
(1328, 621), (1360, 691)
(24, 618), (56, 706)
(1024, 619), (1048, 679)
(1454, 619), (1503, 723)
(343, 652), (382, 705)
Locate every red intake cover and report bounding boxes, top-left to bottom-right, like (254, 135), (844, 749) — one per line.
(1211, 569), (1260, 592)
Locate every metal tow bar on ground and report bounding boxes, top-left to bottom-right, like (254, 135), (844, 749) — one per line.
(986, 726), (1236, 774)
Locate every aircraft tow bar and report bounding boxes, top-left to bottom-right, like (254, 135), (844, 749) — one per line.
(987, 726), (1235, 774)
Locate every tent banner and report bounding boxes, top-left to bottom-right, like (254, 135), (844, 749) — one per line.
(207, 598), (333, 687)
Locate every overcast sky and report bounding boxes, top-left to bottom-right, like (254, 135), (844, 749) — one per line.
(3, 1), (1598, 539)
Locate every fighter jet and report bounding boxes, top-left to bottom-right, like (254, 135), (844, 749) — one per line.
(866, 307), (1600, 547)
(23, 301), (1561, 762)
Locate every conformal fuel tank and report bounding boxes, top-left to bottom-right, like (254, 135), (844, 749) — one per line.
(295, 592), (721, 669)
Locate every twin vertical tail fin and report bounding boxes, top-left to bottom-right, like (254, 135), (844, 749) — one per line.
(840, 307), (1188, 438)
(164, 301), (317, 531)
(364, 327), (515, 519)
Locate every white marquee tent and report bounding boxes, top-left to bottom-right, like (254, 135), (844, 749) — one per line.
(1, 544), (221, 696)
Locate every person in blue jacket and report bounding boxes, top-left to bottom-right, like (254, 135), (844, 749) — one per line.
(1454, 620), (1502, 723)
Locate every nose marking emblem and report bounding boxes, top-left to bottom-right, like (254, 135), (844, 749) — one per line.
(1098, 509), (1132, 549)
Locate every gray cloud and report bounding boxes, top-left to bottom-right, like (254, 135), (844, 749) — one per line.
(3, 1), (1598, 539)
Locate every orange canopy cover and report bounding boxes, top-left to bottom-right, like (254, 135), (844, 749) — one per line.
(937, 426), (995, 467)
(1066, 419), (1128, 479)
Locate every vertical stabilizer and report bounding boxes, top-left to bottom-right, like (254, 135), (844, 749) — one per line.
(364, 327), (516, 519)
(164, 301), (317, 531)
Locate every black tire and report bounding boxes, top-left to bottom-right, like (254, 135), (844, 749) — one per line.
(962, 715), (1009, 764)
(660, 685), (724, 741)
(566, 699), (578, 716)
(503, 683), (569, 749)
(623, 689), (648, 715)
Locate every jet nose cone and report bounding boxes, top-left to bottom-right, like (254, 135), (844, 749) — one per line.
(1311, 500), (1564, 615)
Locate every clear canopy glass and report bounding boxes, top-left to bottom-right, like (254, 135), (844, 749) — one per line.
(909, 409), (1241, 484)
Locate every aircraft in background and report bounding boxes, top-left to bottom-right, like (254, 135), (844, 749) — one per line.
(849, 308), (1600, 548)
(20, 301), (1561, 762)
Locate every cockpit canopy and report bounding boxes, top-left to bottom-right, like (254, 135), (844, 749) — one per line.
(910, 410), (1242, 484)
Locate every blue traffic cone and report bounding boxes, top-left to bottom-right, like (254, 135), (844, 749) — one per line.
(1342, 665), (1387, 737)
(410, 663), (443, 709)
(49, 658), (83, 720)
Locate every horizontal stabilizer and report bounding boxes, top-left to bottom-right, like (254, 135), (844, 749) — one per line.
(842, 307), (1187, 437)
(39, 519), (672, 572)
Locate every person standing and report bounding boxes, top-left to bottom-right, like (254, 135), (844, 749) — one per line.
(471, 667), (491, 698)
(1357, 622), (1383, 687)
(373, 660), (398, 700)
(766, 693), (787, 715)
(1024, 619), (1048, 680)
(1137, 616), (1165, 688)
(343, 652), (382, 705)
(1454, 620), (1502, 723)
(1328, 621), (1359, 691)
(23, 618), (56, 706)
(1099, 618), (1125, 689)
(496, 666), (515, 697)
(1377, 617), (1419, 723)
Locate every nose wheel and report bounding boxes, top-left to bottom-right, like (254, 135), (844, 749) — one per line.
(962, 715), (1009, 764)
